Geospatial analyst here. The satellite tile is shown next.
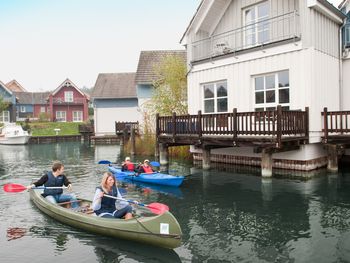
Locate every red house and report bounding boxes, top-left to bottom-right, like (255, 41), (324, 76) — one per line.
(48, 78), (89, 122)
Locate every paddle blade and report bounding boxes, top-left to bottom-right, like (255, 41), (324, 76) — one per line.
(3, 183), (27, 193)
(147, 202), (169, 215)
(150, 161), (160, 167)
(98, 160), (111, 164)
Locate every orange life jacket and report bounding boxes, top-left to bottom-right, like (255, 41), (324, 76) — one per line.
(125, 161), (135, 171)
(142, 165), (153, 174)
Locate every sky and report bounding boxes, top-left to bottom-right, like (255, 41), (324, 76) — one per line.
(0, 0), (344, 92)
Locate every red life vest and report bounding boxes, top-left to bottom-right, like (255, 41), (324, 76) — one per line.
(142, 165), (153, 174)
(125, 161), (135, 171)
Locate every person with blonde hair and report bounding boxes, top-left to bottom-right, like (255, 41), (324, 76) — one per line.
(92, 172), (133, 219)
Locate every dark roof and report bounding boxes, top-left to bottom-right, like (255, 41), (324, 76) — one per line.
(135, 50), (186, 84)
(91, 73), (136, 99)
(14, 92), (50, 104)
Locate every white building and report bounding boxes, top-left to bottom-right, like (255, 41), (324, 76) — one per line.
(179, 0), (348, 172)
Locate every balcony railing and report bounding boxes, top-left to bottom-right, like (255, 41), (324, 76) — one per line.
(115, 121), (139, 135)
(190, 11), (300, 62)
(322, 107), (350, 143)
(52, 97), (85, 104)
(157, 106), (309, 148)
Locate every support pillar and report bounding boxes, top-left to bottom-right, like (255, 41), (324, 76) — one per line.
(327, 144), (338, 172)
(261, 150), (273, 177)
(130, 127), (135, 156)
(202, 147), (211, 170)
(159, 143), (169, 165)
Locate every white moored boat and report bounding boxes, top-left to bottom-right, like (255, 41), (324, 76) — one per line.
(0, 123), (31, 145)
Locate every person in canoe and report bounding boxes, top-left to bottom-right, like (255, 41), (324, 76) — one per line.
(121, 156), (135, 172)
(26, 161), (79, 208)
(137, 159), (155, 175)
(92, 172), (133, 219)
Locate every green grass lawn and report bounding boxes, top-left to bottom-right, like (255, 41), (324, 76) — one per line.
(26, 122), (83, 136)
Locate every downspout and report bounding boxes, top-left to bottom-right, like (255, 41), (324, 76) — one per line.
(339, 20), (346, 111)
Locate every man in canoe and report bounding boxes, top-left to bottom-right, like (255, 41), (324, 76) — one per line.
(27, 161), (78, 208)
(92, 172), (133, 219)
(121, 156), (135, 172)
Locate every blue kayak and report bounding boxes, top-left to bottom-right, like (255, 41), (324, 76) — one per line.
(108, 166), (184, 187)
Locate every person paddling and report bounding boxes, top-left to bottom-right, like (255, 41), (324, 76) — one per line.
(27, 161), (78, 208)
(137, 159), (155, 174)
(92, 172), (133, 219)
(121, 156), (135, 172)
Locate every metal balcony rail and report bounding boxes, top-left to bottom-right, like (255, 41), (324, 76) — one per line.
(190, 11), (300, 62)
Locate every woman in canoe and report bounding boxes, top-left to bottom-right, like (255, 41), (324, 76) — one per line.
(137, 159), (155, 174)
(92, 172), (133, 219)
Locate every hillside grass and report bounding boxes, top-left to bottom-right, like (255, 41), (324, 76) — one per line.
(22, 122), (82, 136)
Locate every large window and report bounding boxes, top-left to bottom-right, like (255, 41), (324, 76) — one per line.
(56, 111), (66, 122)
(203, 81), (228, 113)
(244, 1), (270, 46)
(254, 70), (290, 111)
(73, 111), (83, 122)
(64, 91), (73, 102)
(40, 106), (46, 113)
(0, 111), (10, 123)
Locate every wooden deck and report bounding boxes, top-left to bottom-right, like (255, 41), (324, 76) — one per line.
(156, 106), (309, 152)
(322, 108), (350, 146)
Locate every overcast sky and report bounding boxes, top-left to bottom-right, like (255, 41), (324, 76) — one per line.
(0, 0), (344, 92)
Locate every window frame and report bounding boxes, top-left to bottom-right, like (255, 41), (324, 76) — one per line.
(202, 80), (228, 114)
(20, 106), (26, 113)
(243, 1), (270, 47)
(253, 70), (290, 111)
(64, 91), (74, 102)
(73, 111), (83, 122)
(0, 111), (10, 123)
(55, 111), (66, 122)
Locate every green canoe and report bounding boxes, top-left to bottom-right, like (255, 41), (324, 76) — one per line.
(29, 189), (182, 249)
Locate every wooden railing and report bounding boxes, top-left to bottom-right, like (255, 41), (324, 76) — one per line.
(322, 107), (350, 142)
(115, 121), (139, 134)
(157, 106), (309, 147)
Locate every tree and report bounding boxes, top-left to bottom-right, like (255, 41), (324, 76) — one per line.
(0, 95), (9, 117)
(145, 55), (188, 116)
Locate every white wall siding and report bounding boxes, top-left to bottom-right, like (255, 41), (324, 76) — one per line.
(299, 0), (340, 58)
(342, 57), (350, 109)
(188, 45), (340, 143)
(94, 107), (140, 135)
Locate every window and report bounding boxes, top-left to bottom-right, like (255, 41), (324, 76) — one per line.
(20, 106), (26, 113)
(254, 70), (290, 111)
(0, 111), (10, 123)
(40, 106), (46, 113)
(203, 81), (228, 113)
(64, 91), (73, 102)
(244, 1), (270, 47)
(73, 111), (83, 122)
(56, 111), (66, 122)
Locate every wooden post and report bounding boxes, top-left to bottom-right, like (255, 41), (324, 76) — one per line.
(159, 143), (169, 165)
(326, 144), (338, 172)
(304, 107), (309, 143)
(323, 107), (328, 143)
(276, 105), (282, 148)
(198, 110), (202, 140)
(172, 112), (176, 140)
(202, 146), (211, 170)
(155, 113), (160, 158)
(130, 127), (135, 156)
(233, 108), (237, 145)
(261, 149), (273, 177)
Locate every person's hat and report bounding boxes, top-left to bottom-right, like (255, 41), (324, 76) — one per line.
(125, 157), (130, 161)
(144, 159), (150, 163)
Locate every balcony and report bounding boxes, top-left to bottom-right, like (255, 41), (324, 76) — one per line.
(190, 11), (300, 62)
(52, 97), (85, 105)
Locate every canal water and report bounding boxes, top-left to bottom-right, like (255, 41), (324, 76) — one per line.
(1, 142), (350, 263)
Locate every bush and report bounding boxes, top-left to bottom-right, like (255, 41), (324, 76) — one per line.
(39, 112), (50, 122)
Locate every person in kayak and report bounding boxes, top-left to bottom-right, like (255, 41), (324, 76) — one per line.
(92, 172), (133, 219)
(27, 161), (79, 208)
(121, 156), (135, 172)
(137, 159), (155, 174)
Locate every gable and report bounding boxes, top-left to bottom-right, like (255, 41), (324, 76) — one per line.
(0, 81), (13, 100)
(52, 78), (86, 97)
(6, 80), (27, 92)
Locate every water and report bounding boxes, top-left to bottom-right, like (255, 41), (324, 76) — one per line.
(1, 142), (350, 262)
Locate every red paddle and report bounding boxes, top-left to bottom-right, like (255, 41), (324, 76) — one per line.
(3, 183), (65, 193)
(104, 194), (169, 215)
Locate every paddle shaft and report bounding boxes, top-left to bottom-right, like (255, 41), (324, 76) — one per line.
(104, 194), (146, 207)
